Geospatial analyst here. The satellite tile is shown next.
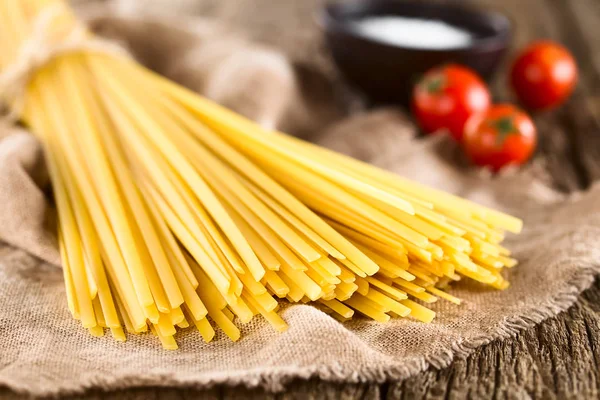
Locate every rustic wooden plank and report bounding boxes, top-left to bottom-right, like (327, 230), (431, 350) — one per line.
(549, 0), (600, 185)
(393, 279), (600, 400)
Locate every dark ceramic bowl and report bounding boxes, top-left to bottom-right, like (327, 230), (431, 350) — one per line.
(320, 0), (511, 106)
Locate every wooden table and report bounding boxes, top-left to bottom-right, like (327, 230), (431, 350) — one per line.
(5, 0), (600, 398)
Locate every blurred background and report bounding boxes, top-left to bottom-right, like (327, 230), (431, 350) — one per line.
(71, 0), (600, 191)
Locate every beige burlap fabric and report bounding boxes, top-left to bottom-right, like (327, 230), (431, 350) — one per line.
(2, 7), (600, 398)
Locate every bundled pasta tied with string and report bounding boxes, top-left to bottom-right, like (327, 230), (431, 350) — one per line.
(0, 0), (522, 349)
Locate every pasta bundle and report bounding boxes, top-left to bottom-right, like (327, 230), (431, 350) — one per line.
(0, 0), (522, 349)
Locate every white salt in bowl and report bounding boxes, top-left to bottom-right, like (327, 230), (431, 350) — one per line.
(320, 0), (511, 106)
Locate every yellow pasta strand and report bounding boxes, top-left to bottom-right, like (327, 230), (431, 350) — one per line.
(0, 0), (523, 349)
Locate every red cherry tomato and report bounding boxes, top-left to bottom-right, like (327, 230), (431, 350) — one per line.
(463, 104), (537, 172)
(412, 64), (491, 141)
(510, 40), (578, 110)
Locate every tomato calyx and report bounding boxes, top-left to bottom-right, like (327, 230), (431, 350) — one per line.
(420, 74), (446, 94)
(490, 116), (517, 147)
(463, 104), (537, 172)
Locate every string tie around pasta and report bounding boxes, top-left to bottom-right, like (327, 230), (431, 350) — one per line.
(0, 3), (129, 123)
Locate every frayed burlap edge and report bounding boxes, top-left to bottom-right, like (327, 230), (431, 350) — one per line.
(1, 262), (597, 398)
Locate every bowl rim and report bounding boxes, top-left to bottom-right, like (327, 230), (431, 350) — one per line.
(317, 0), (512, 53)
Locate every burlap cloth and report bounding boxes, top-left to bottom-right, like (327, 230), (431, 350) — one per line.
(2, 3), (600, 397)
